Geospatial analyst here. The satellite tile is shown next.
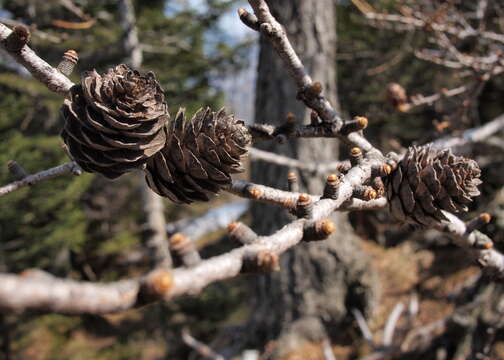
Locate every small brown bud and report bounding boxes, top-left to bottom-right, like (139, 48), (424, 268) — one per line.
(169, 233), (200, 267)
(371, 177), (385, 198)
(350, 147), (363, 166)
(365, 188), (377, 200)
(303, 219), (336, 241)
(341, 116), (368, 135)
(322, 174), (340, 200)
(287, 172), (299, 192)
(238, 8), (260, 31)
(372, 163), (393, 177)
(282, 198), (297, 214)
(242, 250), (280, 273)
(248, 186), (262, 199)
(473, 232), (493, 250)
(354, 186), (377, 201)
(57, 49), (79, 76)
(257, 251), (280, 272)
(4, 25), (30, 52)
(7, 160), (28, 180)
(296, 194), (313, 219)
(144, 270), (173, 299)
(310, 82), (323, 96)
(466, 213), (492, 234)
(310, 111), (320, 125)
(351, 147), (362, 157)
(480, 213), (492, 224)
(227, 222), (239, 232)
(228, 222), (258, 245)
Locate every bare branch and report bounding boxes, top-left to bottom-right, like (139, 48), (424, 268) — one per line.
(0, 162), (81, 197)
(0, 23), (74, 94)
(435, 212), (504, 278)
(432, 113), (504, 153)
(181, 327), (224, 360)
(249, 147), (350, 174)
(166, 200), (249, 239)
(383, 302), (405, 347)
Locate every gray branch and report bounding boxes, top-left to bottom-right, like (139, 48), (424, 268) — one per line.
(0, 23), (74, 94)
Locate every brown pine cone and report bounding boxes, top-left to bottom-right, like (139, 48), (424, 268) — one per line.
(61, 64), (168, 179)
(145, 107), (251, 204)
(387, 145), (482, 225)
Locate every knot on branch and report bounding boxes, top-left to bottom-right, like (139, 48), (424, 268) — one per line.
(303, 219), (336, 242)
(7, 160), (28, 181)
(4, 25), (30, 53)
(322, 174), (341, 200)
(350, 147), (364, 166)
(298, 82), (323, 102)
(138, 270), (173, 305)
(466, 213), (492, 234)
(354, 186), (377, 201)
(227, 222), (258, 245)
(237, 8), (260, 31)
(169, 233), (201, 267)
(287, 172), (299, 192)
(341, 116), (368, 136)
(296, 193), (314, 219)
(242, 250), (280, 273)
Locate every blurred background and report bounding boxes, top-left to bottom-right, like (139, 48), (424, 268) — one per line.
(1, 0), (504, 359)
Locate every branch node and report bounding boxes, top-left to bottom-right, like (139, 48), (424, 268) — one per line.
(238, 8), (260, 31)
(466, 213), (492, 234)
(140, 269), (173, 303)
(350, 147), (364, 166)
(310, 110), (320, 125)
(372, 162), (392, 177)
(228, 222), (258, 245)
(242, 250), (280, 273)
(302, 81), (323, 99)
(354, 185), (377, 201)
(371, 177), (385, 198)
(7, 160), (28, 181)
(322, 174), (340, 200)
(259, 22), (273, 35)
(296, 193), (313, 219)
(473, 232), (494, 250)
(246, 185), (263, 199)
(340, 116), (368, 135)
(57, 49), (79, 76)
(169, 233), (201, 267)
(4, 25), (30, 53)
(287, 172), (299, 192)
(303, 219), (336, 242)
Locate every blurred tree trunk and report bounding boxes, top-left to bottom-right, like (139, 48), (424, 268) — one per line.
(248, 0), (378, 355)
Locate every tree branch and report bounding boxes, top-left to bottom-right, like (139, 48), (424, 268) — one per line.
(0, 161), (81, 197)
(0, 23), (74, 94)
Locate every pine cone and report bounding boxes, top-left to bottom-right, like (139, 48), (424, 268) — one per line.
(61, 64), (168, 179)
(387, 145), (482, 225)
(145, 107), (251, 204)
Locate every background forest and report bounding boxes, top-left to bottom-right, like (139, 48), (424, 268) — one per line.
(1, 0), (504, 359)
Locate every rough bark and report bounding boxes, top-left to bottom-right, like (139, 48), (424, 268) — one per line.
(248, 0), (378, 354)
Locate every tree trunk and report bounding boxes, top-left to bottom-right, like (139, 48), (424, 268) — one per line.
(248, 0), (378, 355)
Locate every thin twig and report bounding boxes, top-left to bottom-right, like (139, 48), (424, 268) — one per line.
(0, 162), (81, 197)
(0, 23), (74, 94)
